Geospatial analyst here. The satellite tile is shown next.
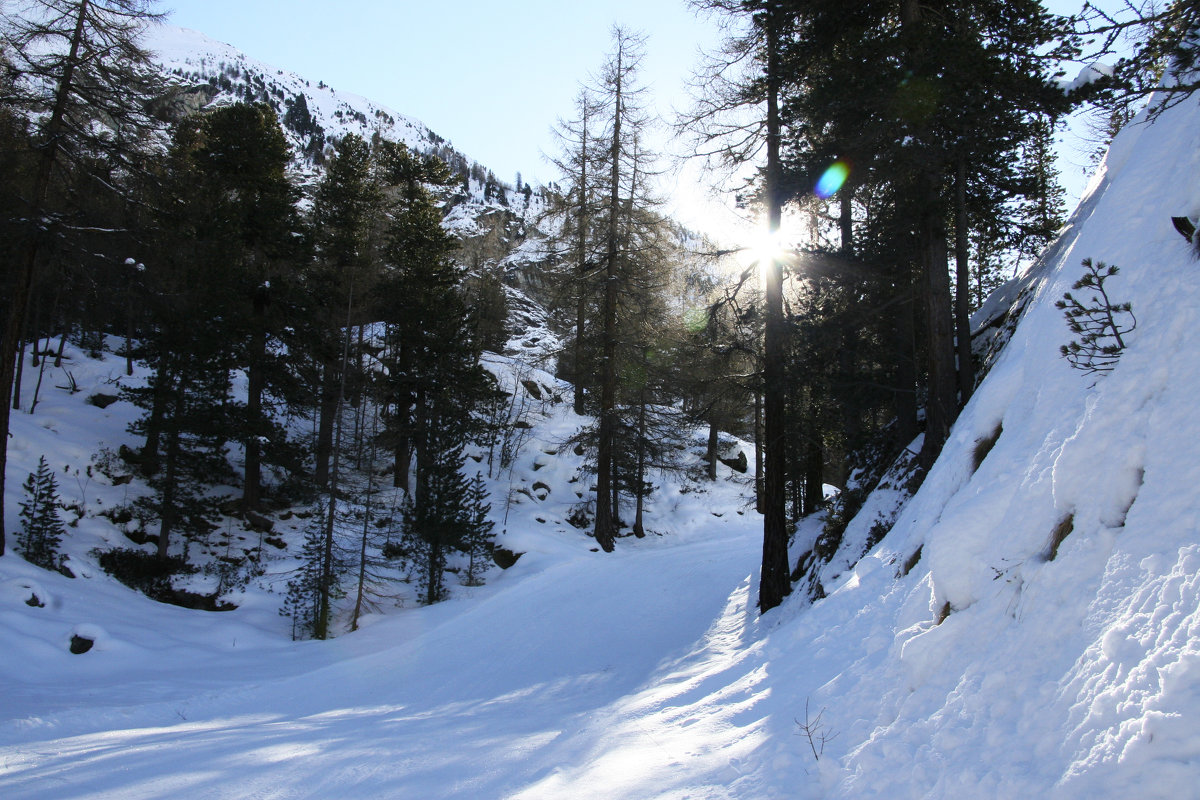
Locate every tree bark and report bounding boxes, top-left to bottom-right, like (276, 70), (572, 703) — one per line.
(242, 286), (268, 511)
(314, 355), (338, 488)
(759, 1), (791, 613)
(593, 34), (625, 554)
(573, 109), (590, 416)
(633, 394), (647, 538)
(919, 178), (959, 469)
(706, 420), (720, 481)
(954, 154), (974, 404)
(754, 388), (764, 514)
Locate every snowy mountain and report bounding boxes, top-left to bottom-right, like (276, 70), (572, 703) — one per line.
(145, 24), (563, 360)
(147, 25), (452, 176)
(3, 24), (1200, 800)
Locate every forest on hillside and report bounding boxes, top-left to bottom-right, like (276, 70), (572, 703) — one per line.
(1, 0), (1196, 636)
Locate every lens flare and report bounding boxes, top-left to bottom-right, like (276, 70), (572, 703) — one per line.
(814, 160), (850, 199)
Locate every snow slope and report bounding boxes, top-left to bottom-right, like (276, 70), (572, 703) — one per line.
(4, 56), (1200, 800)
(146, 24), (439, 159)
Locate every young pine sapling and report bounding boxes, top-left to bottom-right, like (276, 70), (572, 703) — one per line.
(1056, 258), (1136, 374)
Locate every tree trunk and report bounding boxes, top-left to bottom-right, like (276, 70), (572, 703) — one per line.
(706, 420), (720, 481)
(573, 112), (590, 416)
(759, 1), (791, 613)
(919, 185), (959, 469)
(314, 355), (338, 488)
(13, 334), (26, 412)
(954, 154), (974, 404)
(392, 337), (412, 491)
(157, 407), (182, 561)
(242, 288), (268, 511)
(633, 396), (647, 538)
(316, 280), (356, 640)
(803, 427), (823, 516)
(593, 36), (625, 554)
(839, 186), (854, 255)
(754, 387), (764, 513)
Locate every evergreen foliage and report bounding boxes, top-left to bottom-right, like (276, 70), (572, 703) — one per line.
(1056, 258), (1136, 374)
(462, 472), (495, 586)
(97, 547), (195, 599)
(16, 456), (66, 571)
(281, 509), (346, 640)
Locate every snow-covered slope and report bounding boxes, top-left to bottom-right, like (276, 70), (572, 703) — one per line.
(146, 25), (441, 163)
(4, 39), (1200, 800)
(770, 88), (1200, 796)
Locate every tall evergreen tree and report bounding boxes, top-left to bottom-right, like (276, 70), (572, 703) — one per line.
(586, 26), (665, 553)
(548, 89), (605, 415)
(309, 134), (382, 489)
(461, 472), (494, 586)
(681, 0), (794, 610)
(175, 103), (304, 511)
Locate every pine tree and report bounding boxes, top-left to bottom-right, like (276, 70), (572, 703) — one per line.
(16, 456), (66, 571)
(158, 103), (304, 512)
(1056, 258), (1136, 375)
(309, 134), (383, 490)
(125, 116), (248, 561)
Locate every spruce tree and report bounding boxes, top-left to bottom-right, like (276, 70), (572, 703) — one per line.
(281, 509), (346, 639)
(16, 456), (66, 571)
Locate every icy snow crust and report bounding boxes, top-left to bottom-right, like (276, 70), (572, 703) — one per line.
(4, 59), (1200, 800)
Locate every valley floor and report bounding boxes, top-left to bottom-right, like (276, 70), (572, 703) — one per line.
(2, 517), (797, 800)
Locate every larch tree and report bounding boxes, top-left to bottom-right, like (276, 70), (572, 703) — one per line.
(589, 26), (659, 553)
(548, 88), (605, 416)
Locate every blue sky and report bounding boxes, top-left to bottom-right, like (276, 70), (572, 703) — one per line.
(164, 0), (725, 189)
(162, 1), (1116, 242)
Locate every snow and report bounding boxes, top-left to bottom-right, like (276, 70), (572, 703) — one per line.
(145, 24), (436, 157)
(5, 38), (1200, 800)
(1060, 62), (1115, 93)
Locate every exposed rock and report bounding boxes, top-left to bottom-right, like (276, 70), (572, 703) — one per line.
(718, 450), (749, 474)
(146, 83), (219, 122)
(521, 379), (543, 400)
(493, 548), (523, 569)
(244, 510), (274, 534)
(87, 393), (119, 409)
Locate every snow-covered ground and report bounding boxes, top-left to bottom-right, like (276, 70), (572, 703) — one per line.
(5, 45), (1200, 800)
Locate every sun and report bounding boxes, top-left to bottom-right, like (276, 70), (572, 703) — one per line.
(754, 228), (786, 263)
(737, 227), (789, 276)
